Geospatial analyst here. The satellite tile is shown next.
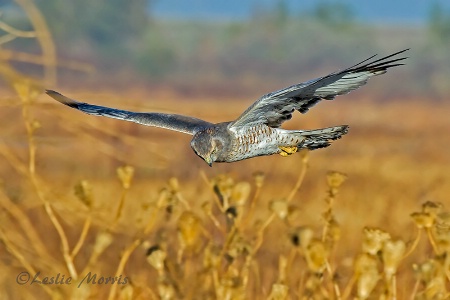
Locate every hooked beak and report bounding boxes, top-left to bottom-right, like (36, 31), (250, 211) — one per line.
(204, 156), (213, 167)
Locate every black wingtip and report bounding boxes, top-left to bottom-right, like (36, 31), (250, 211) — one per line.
(45, 89), (59, 97)
(45, 90), (79, 108)
(347, 48), (410, 73)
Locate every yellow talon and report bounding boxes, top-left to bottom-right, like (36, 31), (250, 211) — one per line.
(278, 146), (298, 156)
(279, 151), (289, 157)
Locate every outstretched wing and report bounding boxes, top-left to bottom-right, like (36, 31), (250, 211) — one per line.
(46, 90), (212, 135)
(231, 49), (408, 129)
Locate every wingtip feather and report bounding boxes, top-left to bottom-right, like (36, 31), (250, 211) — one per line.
(45, 90), (79, 108)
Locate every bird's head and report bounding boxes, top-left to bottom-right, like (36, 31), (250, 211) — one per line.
(191, 129), (223, 167)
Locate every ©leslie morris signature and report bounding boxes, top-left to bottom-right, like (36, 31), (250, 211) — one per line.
(16, 271), (129, 288)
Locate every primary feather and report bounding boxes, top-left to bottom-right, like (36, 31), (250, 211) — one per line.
(231, 49), (408, 129)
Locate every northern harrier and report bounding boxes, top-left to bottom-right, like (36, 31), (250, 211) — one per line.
(46, 49), (408, 166)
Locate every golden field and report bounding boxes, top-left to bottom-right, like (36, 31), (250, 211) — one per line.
(1, 85), (450, 299)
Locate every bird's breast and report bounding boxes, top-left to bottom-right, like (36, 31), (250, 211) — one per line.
(227, 125), (279, 161)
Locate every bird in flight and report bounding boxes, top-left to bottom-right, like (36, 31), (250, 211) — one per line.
(46, 49), (408, 166)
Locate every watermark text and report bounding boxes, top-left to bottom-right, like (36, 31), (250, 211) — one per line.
(16, 272), (128, 288)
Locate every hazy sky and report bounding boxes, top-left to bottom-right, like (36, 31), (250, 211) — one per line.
(152, 0), (448, 24)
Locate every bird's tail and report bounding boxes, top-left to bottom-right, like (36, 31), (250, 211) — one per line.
(299, 125), (349, 150)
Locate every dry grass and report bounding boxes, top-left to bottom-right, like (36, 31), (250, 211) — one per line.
(1, 3), (450, 300)
(1, 86), (450, 300)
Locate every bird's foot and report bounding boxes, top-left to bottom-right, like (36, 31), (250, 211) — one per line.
(278, 146), (298, 157)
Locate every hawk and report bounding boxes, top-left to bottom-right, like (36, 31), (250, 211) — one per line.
(46, 49), (408, 166)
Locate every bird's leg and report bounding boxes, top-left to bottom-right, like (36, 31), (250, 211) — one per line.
(278, 146), (298, 156)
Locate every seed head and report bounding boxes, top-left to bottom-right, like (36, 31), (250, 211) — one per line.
(31, 120), (41, 132)
(436, 212), (450, 232)
(230, 182), (251, 206)
(216, 265), (245, 300)
(382, 239), (405, 278)
(290, 226), (314, 249)
(422, 201), (442, 218)
(253, 171), (265, 188)
(411, 212), (434, 229)
(14, 81), (39, 103)
(268, 283), (289, 300)
(327, 171), (347, 189)
(117, 165), (134, 189)
(177, 211), (201, 249)
(354, 253), (380, 299)
(304, 239), (328, 273)
(146, 245), (166, 272)
(168, 177), (179, 192)
(74, 180), (94, 208)
(157, 278), (175, 300)
(304, 274), (322, 295)
(413, 258), (447, 299)
(213, 174), (234, 200)
(270, 199), (288, 220)
(325, 217), (341, 246)
(362, 227), (391, 255)
(93, 231), (113, 255)
(286, 205), (301, 226)
(119, 284), (135, 300)
(435, 212), (450, 254)
(413, 259), (439, 282)
(227, 233), (251, 259)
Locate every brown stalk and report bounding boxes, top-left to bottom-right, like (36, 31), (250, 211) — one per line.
(0, 189), (49, 260)
(401, 227), (421, 259)
(71, 216), (92, 259)
(19, 85), (78, 279)
(286, 152), (309, 203)
(114, 189), (128, 224)
(254, 154), (309, 255)
(341, 273), (356, 299)
(0, 228), (58, 298)
(241, 182), (262, 227)
(425, 228), (439, 254)
(200, 170), (225, 212)
(0, 34), (17, 45)
(325, 260), (342, 300)
(107, 238), (142, 300)
(408, 278), (420, 300)
(0, 19), (36, 37)
(14, 0), (57, 84)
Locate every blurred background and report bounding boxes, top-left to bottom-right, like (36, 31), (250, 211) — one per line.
(1, 1), (450, 298)
(1, 0), (450, 97)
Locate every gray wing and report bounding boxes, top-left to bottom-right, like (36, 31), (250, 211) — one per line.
(231, 49), (408, 129)
(46, 90), (212, 135)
